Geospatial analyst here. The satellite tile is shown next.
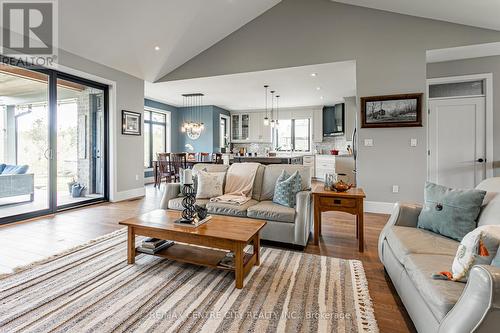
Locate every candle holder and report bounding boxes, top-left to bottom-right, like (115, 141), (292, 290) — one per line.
(179, 184), (196, 223)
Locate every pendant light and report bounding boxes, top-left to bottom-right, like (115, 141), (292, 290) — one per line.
(181, 93), (205, 140)
(263, 85), (269, 126)
(270, 90), (275, 128)
(275, 95), (280, 126)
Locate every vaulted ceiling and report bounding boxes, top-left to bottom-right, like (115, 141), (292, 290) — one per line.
(58, 0), (281, 82)
(57, 0), (500, 83)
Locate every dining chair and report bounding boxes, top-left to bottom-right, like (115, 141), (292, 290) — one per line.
(197, 152), (211, 162)
(187, 152), (196, 161)
(156, 152), (172, 185)
(212, 153), (223, 164)
(171, 153), (187, 182)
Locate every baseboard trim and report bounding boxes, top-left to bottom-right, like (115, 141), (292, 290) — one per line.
(365, 201), (396, 214)
(111, 187), (146, 202)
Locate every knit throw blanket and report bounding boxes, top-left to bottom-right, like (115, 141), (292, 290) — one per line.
(210, 163), (260, 205)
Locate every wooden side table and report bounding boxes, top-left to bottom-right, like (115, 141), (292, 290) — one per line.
(312, 184), (366, 252)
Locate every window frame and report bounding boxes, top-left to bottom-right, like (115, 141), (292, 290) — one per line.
(274, 118), (311, 152)
(144, 107), (170, 169)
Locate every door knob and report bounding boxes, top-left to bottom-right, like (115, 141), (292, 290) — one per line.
(477, 158), (485, 163)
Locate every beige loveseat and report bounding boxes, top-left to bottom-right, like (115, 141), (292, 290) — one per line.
(160, 163), (312, 246)
(378, 177), (500, 333)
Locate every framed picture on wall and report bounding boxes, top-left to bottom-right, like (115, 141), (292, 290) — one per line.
(360, 93), (423, 128)
(122, 110), (141, 135)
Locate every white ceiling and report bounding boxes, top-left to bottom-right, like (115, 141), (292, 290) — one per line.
(333, 0), (500, 31)
(58, 0), (281, 81)
(145, 61), (356, 110)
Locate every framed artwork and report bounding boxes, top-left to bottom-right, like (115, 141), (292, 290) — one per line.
(360, 93), (423, 128)
(122, 110), (141, 135)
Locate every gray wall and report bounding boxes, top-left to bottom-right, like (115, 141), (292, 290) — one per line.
(427, 56), (500, 176)
(58, 49), (145, 194)
(159, 0), (500, 203)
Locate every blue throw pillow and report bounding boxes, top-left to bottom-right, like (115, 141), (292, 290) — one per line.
(417, 182), (486, 241)
(2, 164), (29, 175)
(273, 170), (302, 208)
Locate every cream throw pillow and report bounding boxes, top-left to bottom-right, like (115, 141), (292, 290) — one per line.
(196, 171), (225, 199)
(434, 225), (500, 282)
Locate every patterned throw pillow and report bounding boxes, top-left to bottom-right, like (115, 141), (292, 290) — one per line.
(417, 182), (486, 241)
(196, 171), (225, 199)
(433, 225), (500, 282)
(273, 170), (302, 208)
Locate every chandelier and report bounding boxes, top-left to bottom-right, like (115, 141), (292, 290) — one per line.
(181, 93), (205, 140)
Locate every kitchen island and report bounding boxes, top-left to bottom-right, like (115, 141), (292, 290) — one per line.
(231, 156), (303, 165)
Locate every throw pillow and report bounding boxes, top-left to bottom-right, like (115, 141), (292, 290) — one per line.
(433, 225), (500, 282)
(196, 170), (225, 199)
(273, 170), (302, 208)
(417, 182), (486, 241)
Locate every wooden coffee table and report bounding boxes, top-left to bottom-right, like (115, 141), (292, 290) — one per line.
(119, 209), (266, 289)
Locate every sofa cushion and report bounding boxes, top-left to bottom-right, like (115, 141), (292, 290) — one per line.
(251, 164), (265, 201)
(386, 226), (459, 264)
(167, 197), (209, 211)
(476, 177), (500, 227)
(247, 201), (296, 223)
(2, 164), (28, 175)
(417, 182), (486, 241)
(206, 199), (258, 217)
(260, 165), (311, 201)
(404, 254), (465, 322)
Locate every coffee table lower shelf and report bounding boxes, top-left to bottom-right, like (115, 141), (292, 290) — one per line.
(138, 243), (254, 272)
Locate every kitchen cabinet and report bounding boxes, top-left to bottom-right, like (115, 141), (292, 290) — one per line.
(312, 108), (323, 143)
(231, 112), (271, 143)
(315, 155), (335, 181)
(302, 155), (315, 177)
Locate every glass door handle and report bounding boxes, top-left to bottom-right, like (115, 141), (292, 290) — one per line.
(477, 158), (485, 163)
(44, 149), (53, 160)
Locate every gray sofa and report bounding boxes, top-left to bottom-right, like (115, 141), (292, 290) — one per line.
(378, 177), (500, 333)
(160, 163), (312, 246)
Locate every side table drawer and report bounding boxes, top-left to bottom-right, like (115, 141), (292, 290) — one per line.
(319, 197), (356, 208)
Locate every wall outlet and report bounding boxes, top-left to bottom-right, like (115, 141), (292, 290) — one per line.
(364, 139), (373, 147)
(410, 138), (417, 147)
(135, 174), (139, 181)
(392, 185), (399, 193)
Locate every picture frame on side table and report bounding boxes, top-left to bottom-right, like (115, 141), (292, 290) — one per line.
(360, 93), (423, 128)
(122, 110), (142, 135)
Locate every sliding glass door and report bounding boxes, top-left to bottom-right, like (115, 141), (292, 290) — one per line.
(56, 78), (106, 207)
(0, 65), (50, 218)
(0, 58), (108, 224)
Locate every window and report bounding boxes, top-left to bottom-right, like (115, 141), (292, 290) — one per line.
(144, 109), (169, 168)
(220, 116), (229, 148)
(275, 118), (310, 151)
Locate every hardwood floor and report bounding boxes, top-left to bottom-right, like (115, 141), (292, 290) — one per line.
(0, 184), (415, 332)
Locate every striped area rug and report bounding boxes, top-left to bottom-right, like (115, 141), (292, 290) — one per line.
(0, 229), (378, 333)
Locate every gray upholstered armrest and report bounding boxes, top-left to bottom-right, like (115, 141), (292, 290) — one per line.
(439, 265), (500, 333)
(378, 202), (422, 263)
(160, 183), (181, 209)
(294, 191), (312, 246)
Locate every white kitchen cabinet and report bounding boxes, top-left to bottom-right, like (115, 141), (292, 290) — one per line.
(231, 112), (271, 143)
(312, 108), (323, 143)
(302, 155), (315, 177)
(314, 155), (335, 181)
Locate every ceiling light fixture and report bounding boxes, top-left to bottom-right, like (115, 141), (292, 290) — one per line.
(263, 85), (269, 126)
(316, 87), (321, 90)
(275, 95), (280, 126)
(320, 96), (324, 100)
(154, 46), (160, 51)
(270, 90), (275, 128)
(181, 93), (205, 140)
(311, 73), (317, 77)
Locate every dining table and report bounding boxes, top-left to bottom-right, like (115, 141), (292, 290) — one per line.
(152, 159), (214, 187)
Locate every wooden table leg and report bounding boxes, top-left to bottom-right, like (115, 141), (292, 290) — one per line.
(358, 203), (364, 252)
(254, 233), (260, 266)
(355, 215), (359, 239)
(313, 196), (321, 245)
(235, 243), (244, 289)
(127, 226), (136, 264)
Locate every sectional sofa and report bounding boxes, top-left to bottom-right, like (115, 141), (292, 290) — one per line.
(160, 163), (313, 246)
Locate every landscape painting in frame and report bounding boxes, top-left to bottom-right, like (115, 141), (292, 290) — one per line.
(361, 93), (423, 128)
(122, 110), (142, 135)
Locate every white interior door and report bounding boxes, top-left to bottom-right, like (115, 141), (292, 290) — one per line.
(428, 97), (486, 189)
